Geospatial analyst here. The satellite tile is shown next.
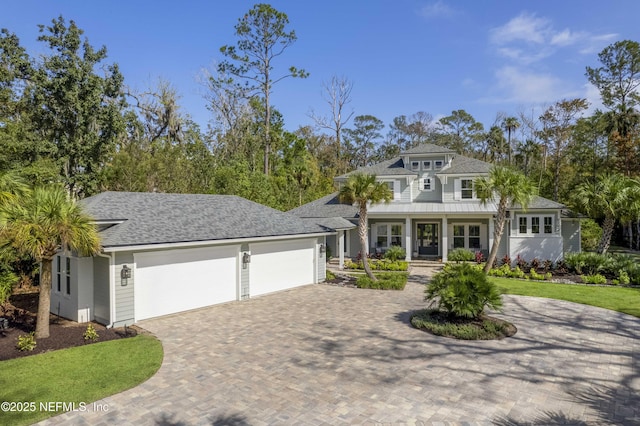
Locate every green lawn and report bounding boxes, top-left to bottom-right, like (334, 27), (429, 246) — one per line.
(0, 334), (163, 425)
(492, 277), (640, 318)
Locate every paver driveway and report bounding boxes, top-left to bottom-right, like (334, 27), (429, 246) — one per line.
(45, 269), (640, 425)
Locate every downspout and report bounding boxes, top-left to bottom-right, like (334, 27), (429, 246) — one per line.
(96, 252), (116, 328)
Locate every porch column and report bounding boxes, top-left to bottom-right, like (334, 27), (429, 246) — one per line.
(338, 230), (345, 270)
(442, 216), (448, 262)
(405, 217), (411, 261)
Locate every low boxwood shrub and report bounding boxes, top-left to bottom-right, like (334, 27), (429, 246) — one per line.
(426, 263), (502, 319)
(529, 269), (552, 281)
(326, 270), (336, 280)
(356, 272), (408, 290)
(344, 259), (408, 271)
(448, 248), (475, 262)
(581, 273), (607, 285)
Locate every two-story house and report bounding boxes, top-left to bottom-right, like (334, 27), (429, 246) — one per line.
(290, 144), (581, 268)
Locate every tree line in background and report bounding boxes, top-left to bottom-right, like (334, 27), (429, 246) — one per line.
(1, 5), (640, 250)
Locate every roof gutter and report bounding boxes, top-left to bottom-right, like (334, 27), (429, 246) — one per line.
(102, 231), (332, 253)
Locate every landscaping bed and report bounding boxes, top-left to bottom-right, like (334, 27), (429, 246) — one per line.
(411, 309), (517, 340)
(0, 292), (139, 361)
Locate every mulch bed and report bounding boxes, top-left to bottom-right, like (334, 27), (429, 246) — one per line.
(0, 292), (138, 361)
(324, 273), (358, 288)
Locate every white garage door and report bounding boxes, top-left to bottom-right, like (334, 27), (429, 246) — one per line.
(134, 245), (239, 321)
(250, 239), (315, 297)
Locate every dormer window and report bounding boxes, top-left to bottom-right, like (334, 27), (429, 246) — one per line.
(422, 160), (432, 170)
(434, 160), (443, 170)
(411, 161), (420, 171)
(422, 177), (433, 191)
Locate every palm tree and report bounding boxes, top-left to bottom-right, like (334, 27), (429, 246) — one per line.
(0, 170), (29, 207)
(338, 173), (392, 280)
(574, 174), (640, 254)
(0, 185), (100, 338)
(475, 167), (537, 273)
(502, 117), (520, 166)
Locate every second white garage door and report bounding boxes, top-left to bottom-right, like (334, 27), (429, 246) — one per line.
(249, 239), (315, 297)
(134, 245), (239, 321)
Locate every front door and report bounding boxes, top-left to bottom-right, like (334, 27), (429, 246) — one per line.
(417, 223), (439, 256)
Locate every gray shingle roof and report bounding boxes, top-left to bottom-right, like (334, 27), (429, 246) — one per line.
(400, 143), (455, 155)
(81, 192), (326, 248)
(511, 196), (565, 210)
(335, 157), (414, 179)
(438, 156), (491, 175)
(288, 192), (358, 219)
(299, 217), (356, 231)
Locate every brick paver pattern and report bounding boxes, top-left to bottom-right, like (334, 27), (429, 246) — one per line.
(42, 267), (640, 425)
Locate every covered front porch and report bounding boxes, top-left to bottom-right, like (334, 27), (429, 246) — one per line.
(329, 215), (496, 269)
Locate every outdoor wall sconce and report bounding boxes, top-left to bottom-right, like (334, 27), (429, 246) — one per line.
(242, 252), (251, 264)
(319, 244), (326, 254)
(121, 264), (131, 286)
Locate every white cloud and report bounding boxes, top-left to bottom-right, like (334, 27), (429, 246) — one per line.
(490, 12), (549, 45)
(419, 1), (456, 19)
(550, 29), (587, 46)
(490, 12), (615, 64)
(493, 66), (571, 104)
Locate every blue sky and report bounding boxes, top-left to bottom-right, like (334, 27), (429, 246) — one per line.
(3, 1), (640, 133)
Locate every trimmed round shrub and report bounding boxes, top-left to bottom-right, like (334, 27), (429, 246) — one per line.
(384, 245), (406, 261)
(425, 263), (503, 319)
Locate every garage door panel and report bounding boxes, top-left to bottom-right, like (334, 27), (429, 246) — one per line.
(134, 246), (238, 321)
(250, 239), (314, 297)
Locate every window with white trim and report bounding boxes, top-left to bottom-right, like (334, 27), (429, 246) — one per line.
(434, 160), (443, 170)
(56, 256), (61, 293)
(376, 225), (388, 248)
(383, 180), (400, 200)
(422, 177), (433, 191)
(453, 225), (465, 248)
(422, 160), (432, 170)
(517, 215), (555, 235)
(65, 258), (71, 295)
(469, 225), (481, 249)
(519, 217), (527, 234)
(451, 224), (483, 250)
(531, 217), (540, 234)
(411, 161), (419, 171)
(56, 256), (71, 295)
(374, 223), (404, 249)
(461, 179), (474, 199)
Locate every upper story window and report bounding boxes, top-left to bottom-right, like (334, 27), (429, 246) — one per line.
(422, 177), (433, 191)
(434, 160), (444, 170)
(422, 160), (432, 170)
(383, 180), (400, 200)
(411, 161), (420, 171)
(461, 179), (474, 199)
